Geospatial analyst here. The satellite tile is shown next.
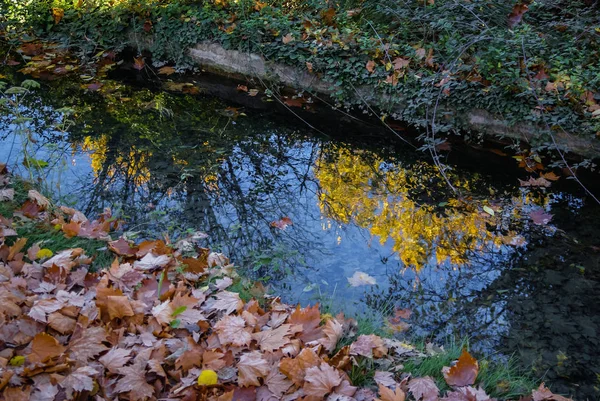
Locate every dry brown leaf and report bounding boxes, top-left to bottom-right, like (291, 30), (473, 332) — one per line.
(366, 60), (376, 73)
(303, 363), (343, 397)
(67, 326), (108, 362)
(28, 332), (65, 364)
(28, 190), (50, 208)
(408, 377), (439, 401)
(237, 351), (270, 387)
(253, 324), (294, 352)
(60, 366), (98, 398)
(442, 349), (479, 387)
(349, 334), (388, 358)
(319, 318), (343, 352)
(282, 34), (294, 44)
(265, 370), (293, 397)
(99, 347), (132, 373)
(106, 295), (135, 320)
(47, 312), (76, 334)
(214, 315), (252, 347)
(0, 188), (14, 202)
(114, 366), (155, 400)
(158, 66), (176, 75)
(377, 384), (406, 401)
(279, 348), (321, 386)
(532, 383), (572, 401)
(374, 371), (397, 387)
(212, 291), (243, 315)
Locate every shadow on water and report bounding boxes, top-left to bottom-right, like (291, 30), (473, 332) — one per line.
(1, 70), (600, 399)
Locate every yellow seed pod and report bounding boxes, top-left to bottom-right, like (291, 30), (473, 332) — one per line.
(9, 356), (25, 366)
(36, 248), (54, 259)
(197, 369), (218, 386)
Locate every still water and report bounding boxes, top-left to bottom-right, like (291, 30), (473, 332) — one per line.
(1, 74), (599, 399)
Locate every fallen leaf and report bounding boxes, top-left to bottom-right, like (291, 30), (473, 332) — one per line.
(99, 347), (132, 373)
(282, 34), (294, 44)
(374, 371), (397, 388)
(133, 252), (171, 270)
(270, 217), (293, 230)
(366, 60), (376, 73)
(442, 349), (479, 387)
(303, 363), (343, 397)
(532, 383), (572, 401)
(212, 290), (243, 314)
(0, 188), (14, 201)
(51, 8), (64, 24)
(280, 348), (321, 386)
(158, 66), (176, 75)
(392, 57), (410, 70)
(408, 377), (439, 401)
(60, 366), (97, 398)
(29, 332), (66, 364)
(214, 315), (252, 347)
(253, 324), (293, 352)
(319, 317), (343, 352)
(519, 177), (551, 188)
(289, 304), (323, 342)
(529, 209), (553, 225)
(114, 366), (155, 401)
(237, 351), (270, 387)
(377, 384), (406, 401)
(133, 57), (145, 71)
(28, 190), (50, 208)
(348, 271), (377, 287)
(47, 312), (76, 334)
(508, 3), (529, 28)
(106, 295), (135, 320)
(350, 334), (388, 358)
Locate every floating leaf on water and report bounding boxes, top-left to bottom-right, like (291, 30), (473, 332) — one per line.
(348, 271), (377, 287)
(529, 209), (553, 225)
(482, 206), (495, 216)
(270, 217), (293, 230)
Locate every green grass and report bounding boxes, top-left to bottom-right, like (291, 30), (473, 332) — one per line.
(0, 176), (31, 217)
(1, 177), (114, 271)
(403, 337), (537, 399)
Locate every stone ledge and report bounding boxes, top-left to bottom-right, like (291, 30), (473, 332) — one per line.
(189, 42), (600, 159)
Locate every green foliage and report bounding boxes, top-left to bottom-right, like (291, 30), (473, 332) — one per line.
(3, 0), (599, 161)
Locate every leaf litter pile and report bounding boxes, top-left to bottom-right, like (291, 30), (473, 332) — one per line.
(0, 165), (572, 401)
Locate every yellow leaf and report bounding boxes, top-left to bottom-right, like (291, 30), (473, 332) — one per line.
(9, 356), (25, 366)
(36, 248), (54, 259)
(197, 369), (218, 386)
(483, 206), (495, 216)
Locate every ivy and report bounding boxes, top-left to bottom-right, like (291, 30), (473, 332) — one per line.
(1, 0), (599, 160)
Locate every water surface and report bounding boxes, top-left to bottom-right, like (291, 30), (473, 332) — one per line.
(1, 73), (599, 398)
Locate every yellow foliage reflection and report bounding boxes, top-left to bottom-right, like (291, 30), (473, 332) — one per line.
(81, 136), (152, 187)
(314, 148), (499, 269)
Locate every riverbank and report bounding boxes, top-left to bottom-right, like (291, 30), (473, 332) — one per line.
(0, 161), (552, 399)
(1, 0), (600, 162)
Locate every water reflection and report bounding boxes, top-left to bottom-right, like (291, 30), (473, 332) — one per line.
(1, 74), (599, 398)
